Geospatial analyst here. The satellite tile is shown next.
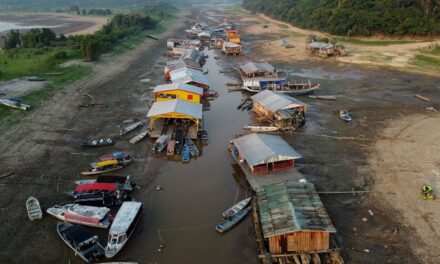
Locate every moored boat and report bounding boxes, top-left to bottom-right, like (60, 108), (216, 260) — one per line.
(282, 82), (320, 95)
(153, 135), (169, 153)
(243, 125), (279, 132)
(81, 138), (114, 148)
(105, 201), (142, 258)
(57, 222), (105, 263)
(75, 175), (134, 186)
(120, 121), (144, 136)
(26, 196), (42, 221)
(240, 101), (252, 110)
(185, 138), (200, 157)
(74, 193), (122, 207)
(222, 197), (251, 218)
(129, 130), (149, 144)
(99, 151), (132, 165)
(167, 139), (176, 156)
(0, 98), (31, 111)
(339, 110), (352, 122)
(81, 160), (124, 176)
(308, 95), (337, 101)
(174, 129), (184, 154)
(66, 182), (118, 197)
(216, 207), (251, 233)
(199, 130), (208, 145)
(181, 144), (190, 162)
(47, 204), (112, 229)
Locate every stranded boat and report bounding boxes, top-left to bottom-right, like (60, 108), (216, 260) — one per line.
(308, 95), (337, 101)
(339, 110), (352, 122)
(81, 138), (115, 148)
(47, 204), (112, 229)
(99, 151), (132, 165)
(199, 130), (208, 145)
(66, 182), (118, 197)
(81, 160), (124, 176)
(0, 98), (31, 111)
(74, 192), (125, 208)
(185, 138), (200, 157)
(243, 125), (279, 132)
(105, 201), (142, 258)
(222, 197), (252, 218)
(181, 144), (190, 162)
(75, 175), (135, 188)
(167, 139), (176, 156)
(216, 207), (251, 233)
(26, 196), (42, 221)
(153, 135), (169, 153)
(57, 222), (105, 263)
(120, 121), (144, 136)
(242, 79), (319, 95)
(129, 130), (149, 144)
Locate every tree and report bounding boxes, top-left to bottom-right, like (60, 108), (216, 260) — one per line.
(3, 29), (21, 50)
(82, 9), (87, 16)
(80, 35), (100, 61)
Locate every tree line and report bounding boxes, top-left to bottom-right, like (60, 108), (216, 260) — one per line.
(242, 0), (440, 36)
(2, 13), (158, 61)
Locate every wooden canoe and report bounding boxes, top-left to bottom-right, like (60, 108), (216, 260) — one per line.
(222, 197), (251, 218)
(216, 207), (251, 233)
(129, 130), (149, 144)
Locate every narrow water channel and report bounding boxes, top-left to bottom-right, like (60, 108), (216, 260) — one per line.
(133, 49), (257, 263)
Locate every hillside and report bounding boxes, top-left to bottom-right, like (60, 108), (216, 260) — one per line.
(242, 0), (440, 36)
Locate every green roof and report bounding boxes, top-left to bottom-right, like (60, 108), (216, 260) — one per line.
(256, 181), (336, 238)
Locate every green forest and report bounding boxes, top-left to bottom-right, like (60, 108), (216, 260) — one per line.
(242, 0), (440, 36)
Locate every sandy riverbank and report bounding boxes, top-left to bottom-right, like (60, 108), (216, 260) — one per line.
(228, 9), (440, 76)
(0, 13), (108, 36)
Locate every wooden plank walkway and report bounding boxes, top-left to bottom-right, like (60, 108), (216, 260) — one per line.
(230, 153), (305, 191)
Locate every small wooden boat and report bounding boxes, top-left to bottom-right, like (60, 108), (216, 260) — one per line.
(167, 139), (176, 156)
(81, 160), (124, 176)
(415, 94), (431, 102)
(129, 130), (149, 144)
(222, 197), (251, 218)
(340, 110), (352, 122)
(282, 82), (320, 95)
(216, 207), (251, 233)
(185, 138), (200, 157)
(0, 98), (31, 111)
(57, 222), (105, 263)
(199, 130), (208, 145)
(81, 138), (114, 147)
(153, 135), (169, 153)
(240, 101), (252, 110)
(181, 144), (190, 162)
(120, 121), (144, 136)
(243, 125), (279, 132)
(26, 196), (42, 221)
(99, 151), (132, 165)
(47, 204), (112, 229)
(308, 95), (337, 101)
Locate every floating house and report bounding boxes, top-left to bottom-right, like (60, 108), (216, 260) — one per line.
(164, 59), (202, 80)
(230, 133), (302, 174)
(238, 61), (284, 92)
(197, 32), (212, 44)
(222, 42), (242, 55)
(166, 39), (202, 51)
(147, 99), (203, 139)
(226, 29), (238, 37)
(170, 68), (210, 91)
(251, 90), (307, 129)
(185, 29), (200, 39)
(256, 181), (337, 254)
(153, 83), (203, 104)
(305, 42), (335, 57)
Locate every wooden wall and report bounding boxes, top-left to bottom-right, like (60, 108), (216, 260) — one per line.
(268, 231), (330, 254)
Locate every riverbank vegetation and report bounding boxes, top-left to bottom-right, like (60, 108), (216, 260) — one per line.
(242, 0), (440, 36)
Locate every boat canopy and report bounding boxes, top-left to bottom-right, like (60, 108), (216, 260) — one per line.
(110, 201), (142, 233)
(95, 159), (119, 168)
(76, 183), (117, 192)
(64, 204), (110, 220)
(147, 99), (203, 120)
(153, 83), (204, 95)
(63, 224), (96, 245)
(230, 133), (302, 166)
(251, 90), (307, 112)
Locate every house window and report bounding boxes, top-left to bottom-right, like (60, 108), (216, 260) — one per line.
(187, 94), (193, 100)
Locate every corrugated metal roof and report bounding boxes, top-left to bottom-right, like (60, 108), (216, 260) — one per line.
(230, 133), (302, 166)
(170, 68), (209, 86)
(181, 49), (203, 62)
(256, 181), (337, 238)
(240, 61), (275, 74)
(309, 42), (334, 49)
(153, 83), (204, 95)
(147, 99), (202, 119)
(198, 32), (211, 37)
(251, 90), (306, 112)
(166, 59), (202, 72)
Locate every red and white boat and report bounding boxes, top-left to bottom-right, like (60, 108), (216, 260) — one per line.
(47, 204), (112, 229)
(66, 182), (117, 197)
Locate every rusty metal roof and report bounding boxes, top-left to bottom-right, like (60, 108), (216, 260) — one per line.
(239, 61), (275, 74)
(256, 181), (337, 238)
(230, 133), (302, 166)
(251, 90), (306, 112)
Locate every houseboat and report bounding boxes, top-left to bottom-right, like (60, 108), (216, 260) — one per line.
(105, 201), (143, 258)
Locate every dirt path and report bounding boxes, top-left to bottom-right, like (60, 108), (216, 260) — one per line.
(233, 10), (440, 76)
(0, 12), (189, 264)
(369, 114), (440, 263)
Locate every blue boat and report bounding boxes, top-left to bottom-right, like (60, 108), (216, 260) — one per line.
(339, 110), (352, 122)
(216, 207), (251, 233)
(181, 144), (190, 163)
